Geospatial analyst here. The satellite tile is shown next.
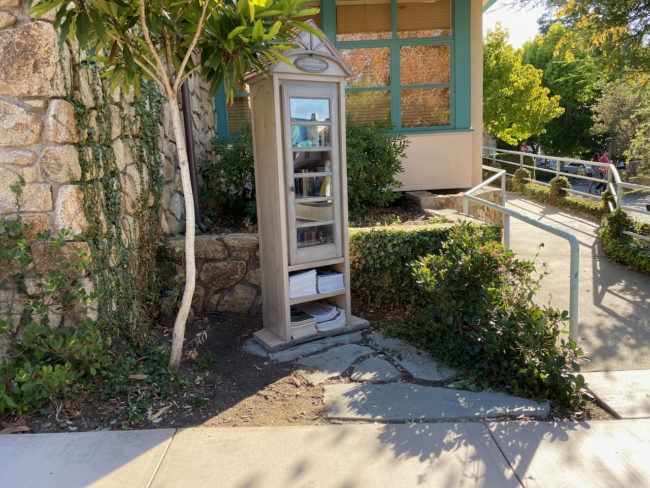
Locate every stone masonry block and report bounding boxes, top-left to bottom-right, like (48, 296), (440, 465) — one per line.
(0, 100), (42, 147)
(46, 99), (79, 143)
(39, 145), (81, 183)
(0, 21), (66, 98)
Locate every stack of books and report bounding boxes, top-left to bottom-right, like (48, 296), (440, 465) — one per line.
(289, 269), (317, 299)
(317, 269), (344, 293)
(290, 307), (317, 339)
(296, 302), (346, 333)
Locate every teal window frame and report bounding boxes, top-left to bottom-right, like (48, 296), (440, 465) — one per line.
(214, 0), (472, 138)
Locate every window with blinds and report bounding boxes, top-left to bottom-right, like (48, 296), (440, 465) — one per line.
(216, 0), (459, 137)
(336, 0), (453, 130)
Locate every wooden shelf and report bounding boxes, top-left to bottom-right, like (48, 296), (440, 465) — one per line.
(289, 288), (346, 305)
(287, 257), (344, 272)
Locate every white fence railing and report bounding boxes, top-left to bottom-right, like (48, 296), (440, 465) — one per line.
(463, 166), (581, 342)
(482, 147), (650, 214)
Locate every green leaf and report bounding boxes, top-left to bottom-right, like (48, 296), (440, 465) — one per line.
(75, 12), (91, 47)
(88, 7), (109, 45)
(227, 25), (248, 40)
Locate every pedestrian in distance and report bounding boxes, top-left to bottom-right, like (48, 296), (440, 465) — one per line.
(588, 152), (601, 194)
(596, 150), (610, 193)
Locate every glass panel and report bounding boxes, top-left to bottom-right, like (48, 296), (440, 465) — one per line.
(227, 96), (251, 137)
(340, 48), (390, 88)
(292, 125), (330, 148)
(294, 174), (332, 198)
(297, 224), (335, 248)
(290, 98), (331, 122)
(296, 201), (334, 222)
(397, 0), (452, 38)
(293, 151), (332, 172)
(336, 0), (391, 41)
(346, 91), (391, 126)
(400, 45), (450, 85)
(401, 87), (450, 127)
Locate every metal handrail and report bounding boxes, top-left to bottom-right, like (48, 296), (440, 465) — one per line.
(483, 147), (650, 227)
(464, 166), (580, 342)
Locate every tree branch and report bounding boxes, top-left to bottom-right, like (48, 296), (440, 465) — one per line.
(178, 65), (201, 87)
(173, 0), (212, 93)
(139, 0), (174, 96)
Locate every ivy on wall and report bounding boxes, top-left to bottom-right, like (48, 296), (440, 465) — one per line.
(73, 63), (165, 344)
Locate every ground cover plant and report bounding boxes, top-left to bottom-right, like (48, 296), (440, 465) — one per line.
(599, 209), (650, 275)
(380, 223), (587, 409)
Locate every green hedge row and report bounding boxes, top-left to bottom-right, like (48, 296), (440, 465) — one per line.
(349, 222), (500, 309)
(600, 209), (650, 275)
(516, 179), (607, 219)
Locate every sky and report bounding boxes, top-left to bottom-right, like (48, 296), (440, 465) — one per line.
(483, 1), (549, 49)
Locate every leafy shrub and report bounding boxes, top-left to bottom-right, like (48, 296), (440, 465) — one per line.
(386, 223), (586, 408)
(201, 121), (408, 223)
(549, 176), (570, 203)
(344, 120), (407, 213)
(349, 223), (500, 310)
(513, 168), (531, 190)
(0, 217), (108, 414)
(600, 209), (650, 274)
(200, 121), (257, 225)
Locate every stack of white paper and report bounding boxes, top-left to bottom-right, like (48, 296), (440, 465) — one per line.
(289, 269), (317, 299)
(296, 301), (338, 323)
(316, 307), (346, 332)
(317, 269), (345, 293)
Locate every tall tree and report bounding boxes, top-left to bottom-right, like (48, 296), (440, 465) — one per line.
(522, 22), (604, 156)
(483, 25), (564, 146)
(592, 79), (649, 158)
(30, 0), (317, 367)
(516, 0), (650, 75)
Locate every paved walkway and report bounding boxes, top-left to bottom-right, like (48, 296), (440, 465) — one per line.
(2, 419), (650, 488)
(506, 193), (650, 372)
(245, 331), (550, 422)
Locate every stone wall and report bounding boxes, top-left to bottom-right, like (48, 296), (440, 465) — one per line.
(164, 234), (261, 315)
(0, 0), (216, 235)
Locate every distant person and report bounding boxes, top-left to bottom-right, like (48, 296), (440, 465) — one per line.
(588, 152), (601, 194)
(596, 150), (611, 193)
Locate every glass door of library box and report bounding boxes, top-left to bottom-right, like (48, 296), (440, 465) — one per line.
(282, 83), (342, 266)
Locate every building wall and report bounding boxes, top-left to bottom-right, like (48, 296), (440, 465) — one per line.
(396, 0), (483, 192)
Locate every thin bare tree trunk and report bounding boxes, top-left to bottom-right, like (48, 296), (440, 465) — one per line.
(168, 94), (196, 368)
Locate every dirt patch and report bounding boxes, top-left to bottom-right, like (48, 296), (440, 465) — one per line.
(2, 306), (612, 435)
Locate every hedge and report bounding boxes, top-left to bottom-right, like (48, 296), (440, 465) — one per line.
(600, 209), (650, 275)
(349, 222), (500, 309)
(518, 180), (607, 219)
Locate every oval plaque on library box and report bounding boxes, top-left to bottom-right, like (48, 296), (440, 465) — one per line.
(295, 56), (329, 73)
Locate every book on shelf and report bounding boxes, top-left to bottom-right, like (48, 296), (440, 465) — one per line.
(295, 301), (338, 323)
(290, 307), (316, 327)
(291, 322), (317, 339)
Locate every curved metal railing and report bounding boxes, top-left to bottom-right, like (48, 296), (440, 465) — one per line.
(463, 166), (581, 342)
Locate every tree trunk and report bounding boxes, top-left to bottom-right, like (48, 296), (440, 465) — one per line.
(168, 93), (196, 368)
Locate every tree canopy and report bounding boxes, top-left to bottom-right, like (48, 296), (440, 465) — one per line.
(483, 25), (564, 146)
(522, 22), (604, 156)
(517, 0), (650, 75)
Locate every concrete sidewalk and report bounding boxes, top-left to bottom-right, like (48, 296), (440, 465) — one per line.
(506, 194), (650, 372)
(1, 420), (649, 488)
